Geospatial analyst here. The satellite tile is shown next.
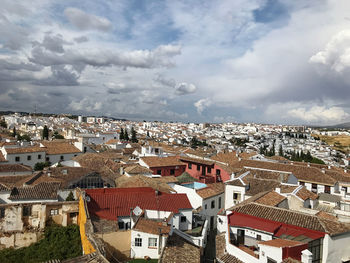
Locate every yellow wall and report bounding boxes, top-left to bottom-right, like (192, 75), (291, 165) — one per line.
(78, 196), (96, 254)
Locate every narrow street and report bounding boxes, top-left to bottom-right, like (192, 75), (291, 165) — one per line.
(203, 230), (217, 263)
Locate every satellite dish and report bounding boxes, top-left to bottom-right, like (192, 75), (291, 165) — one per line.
(133, 206), (142, 216)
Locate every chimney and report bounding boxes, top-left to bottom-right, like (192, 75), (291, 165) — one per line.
(301, 249), (313, 263)
(238, 157), (242, 161)
(328, 165), (331, 169)
(321, 168), (325, 174)
(275, 187), (281, 194)
(291, 162), (294, 165)
(307, 162), (310, 167)
(344, 169), (347, 173)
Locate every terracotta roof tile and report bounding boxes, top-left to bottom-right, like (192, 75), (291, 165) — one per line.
(255, 191), (287, 206)
(5, 146), (45, 154)
(258, 238), (305, 248)
(141, 156), (186, 168)
(0, 164), (32, 173)
(41, 141), (81, 155)
(230, 203), (350, 236)
(124, 164), (152, 174)
(86, 187), (192, 220)
(218, 254), (243, 263)
(196, 182), (225, 199)
(9, 182), (60, 200)
(160, 232), (201, 263)
(133, 217), (170, 235)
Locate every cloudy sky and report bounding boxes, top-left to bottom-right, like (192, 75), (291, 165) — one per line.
(1, 0), (350, 125)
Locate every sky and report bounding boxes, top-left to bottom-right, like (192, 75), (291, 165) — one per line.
(1, 0), (350, 125)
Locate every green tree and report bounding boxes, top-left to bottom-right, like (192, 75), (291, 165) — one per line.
(66, 191), (75, 201)
(42, 125), (49, 140)
(34, 162), (51, 171)
(124, 129), (129, 141)
(131, 127), (138, 143)
(12, 127), (16, 137)
(18, 134), (31, 141)
(0, 119), (7, 128)
(279, 145), (283, 156)
(53, 131), (64, 139)
(120, 128), (124, 140)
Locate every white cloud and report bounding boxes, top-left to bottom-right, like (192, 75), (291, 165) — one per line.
(309, 30), (350, 73)
(194, 98), (212, 114)
(288, 106), (349, 123)
(175, 82), (196, 95)
(64, 7), (112, 32)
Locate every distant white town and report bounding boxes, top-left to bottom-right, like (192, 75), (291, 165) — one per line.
(0, 112), (349, 262)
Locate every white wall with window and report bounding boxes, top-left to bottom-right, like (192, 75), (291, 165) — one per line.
(130, 230), (167, 259)
(2, 150), (46, 168)
(172, 209), (192, 231)
(225, 184), (245, 209)
(200, 192), (224, 229)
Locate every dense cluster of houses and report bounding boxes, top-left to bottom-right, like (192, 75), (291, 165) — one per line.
(0, 113), (350, 262)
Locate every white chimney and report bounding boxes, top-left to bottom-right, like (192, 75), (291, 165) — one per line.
(344, 169), (347, 173)
(301, 249), (312, 263)
(307, 162), (310, 167)
(328, 165), (331, 169)
(321, 169), (325, 174)
(275, 187), (281, 194)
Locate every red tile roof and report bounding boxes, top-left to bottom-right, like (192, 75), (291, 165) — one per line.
(86, 187), (192, 220)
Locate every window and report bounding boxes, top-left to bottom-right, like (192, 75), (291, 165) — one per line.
(197, 165), (200, 171)
(188, 163), (192, 169)
(38, 154), (42, 159)
(135, 238), (142, 247)
(300, 181), (305, 186)
(15, 156), (20, 162)
(312, 183), (318, 193)
(46, 157), (50, 162)
(325, 185), (331, 194)
(155, 148), (159, 154)
(118, 221), (125, 229)
(308, 238), (323, 263)
(170, 169), (175, 175)
(148, 238), (157, 247)
(205, 204), (207, 210)
(257, 234), (262, 241)
(60, 155), (64, 161)
(157, 169), (162, 175)
(218, 197), (222, 208)
(50, 209), (59, 216)
(27, 155), (31, 161)
(207, 167), (212, 173)
(216, 169), (221, 175)
(22, 206), (31, 217)
(180, 216), (186, 222)
(84, 147), (87, 153)
(211, 200), (215, 209)
(0, 208), (4, 218)
(233, 193), (239, 200)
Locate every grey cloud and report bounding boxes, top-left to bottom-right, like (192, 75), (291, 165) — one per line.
(47, 91), (65, 97)
(64, 7), (112, 32)
(0, 14), (29, 50)
(74, 36), (89, 43)
(33, 65), (79, 86)
(154, 74), (176, 87)
(0, 59), (42, 72)
(29, 44), (181, 69)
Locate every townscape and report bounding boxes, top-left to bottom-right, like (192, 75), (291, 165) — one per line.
(0, 112), (349, 262)
(2, 1), (350, 262)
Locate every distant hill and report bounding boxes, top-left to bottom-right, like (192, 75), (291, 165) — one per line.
(331, 122), (350, 129)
